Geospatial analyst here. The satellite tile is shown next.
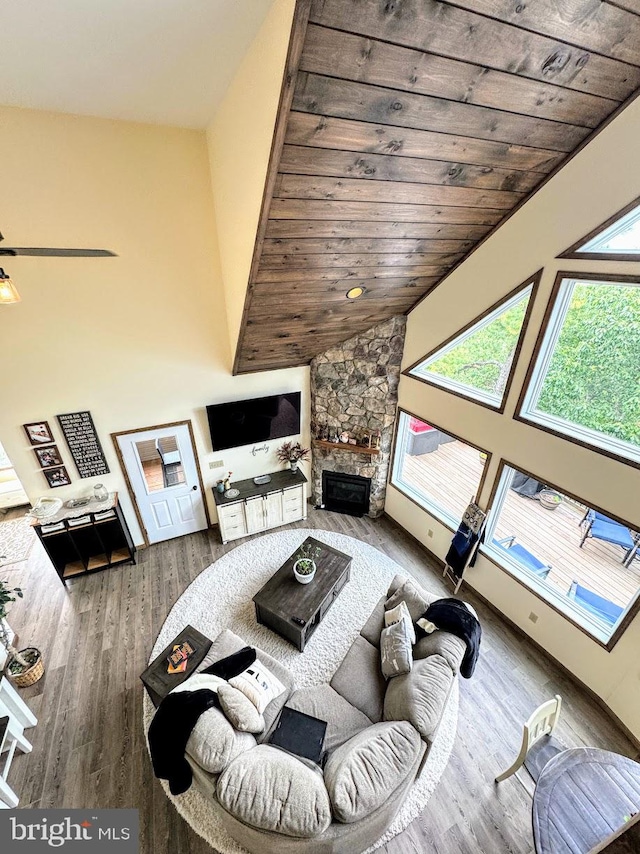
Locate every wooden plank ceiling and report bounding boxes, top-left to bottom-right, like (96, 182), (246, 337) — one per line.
(234, 0), (640, 374)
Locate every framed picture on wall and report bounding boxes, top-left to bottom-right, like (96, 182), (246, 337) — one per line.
(43, 465), (71, 488)
(34, 445), (64, 469)
(24, 421), (54, 446)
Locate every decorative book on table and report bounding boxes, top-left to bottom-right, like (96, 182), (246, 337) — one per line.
(166, 639), (197, 674)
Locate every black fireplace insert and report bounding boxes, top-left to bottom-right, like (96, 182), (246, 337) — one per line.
(322, 471), (371, 517)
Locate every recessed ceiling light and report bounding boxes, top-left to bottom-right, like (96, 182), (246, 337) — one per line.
(346, 286), (366, 300)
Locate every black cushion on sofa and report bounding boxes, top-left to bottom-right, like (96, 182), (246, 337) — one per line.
(202, 646), (256, 680)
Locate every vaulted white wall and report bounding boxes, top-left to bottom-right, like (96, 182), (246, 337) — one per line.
(388, 96), (640, 738)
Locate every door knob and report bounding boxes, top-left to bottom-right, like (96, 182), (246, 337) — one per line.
(192, 485), (198, 491)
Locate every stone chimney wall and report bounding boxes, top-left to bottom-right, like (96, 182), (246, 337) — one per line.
(310, 316), (406, 517)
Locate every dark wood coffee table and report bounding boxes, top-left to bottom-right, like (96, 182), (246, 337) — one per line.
(140, 625), (212, 707)
(253, 536), (351, 651)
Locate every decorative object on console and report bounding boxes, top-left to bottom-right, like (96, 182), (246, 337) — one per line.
(293, 542), (321, 584)
(276, 441), (310, 474)
(224, 489), (239, 500)
(27, 497), (62, 519)
(215, 479), (225, 494)
(65, 497), (90, 509)
(23, 421), (54, 446)
(93, 483), (108, 502)
(0, 581), (45, 688)
(42, 466), (71, 489)
(253, 474), (271, 486)
(33, 445), (63, 469)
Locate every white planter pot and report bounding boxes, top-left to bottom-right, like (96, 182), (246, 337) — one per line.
(293, 559), (316, 584)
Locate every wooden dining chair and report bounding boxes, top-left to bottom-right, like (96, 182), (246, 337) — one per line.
(495, 695), (563, 784)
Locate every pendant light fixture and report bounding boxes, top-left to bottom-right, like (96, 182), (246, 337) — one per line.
(0, 269), (20, 304)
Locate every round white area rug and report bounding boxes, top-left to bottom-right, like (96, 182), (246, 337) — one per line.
(143, 528), (459, 854)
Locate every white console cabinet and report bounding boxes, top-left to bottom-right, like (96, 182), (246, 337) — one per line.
(214, 470), (308, 545)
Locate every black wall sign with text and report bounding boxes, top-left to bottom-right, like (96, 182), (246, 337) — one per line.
(57, 411), (110, 479)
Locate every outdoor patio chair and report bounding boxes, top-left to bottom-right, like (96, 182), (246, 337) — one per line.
(568, 582), (624, 628)
(579, 510), (637, 565)
(494, 536), (551, 579)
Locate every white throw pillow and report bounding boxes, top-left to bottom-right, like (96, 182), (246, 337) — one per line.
(229, 659), (286, 714)
(384, 600), (416, 644)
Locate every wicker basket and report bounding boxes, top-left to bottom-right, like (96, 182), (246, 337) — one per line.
(8, 648), (44, 688)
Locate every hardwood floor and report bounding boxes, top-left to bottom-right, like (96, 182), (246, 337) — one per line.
(2, 507), (637, 853)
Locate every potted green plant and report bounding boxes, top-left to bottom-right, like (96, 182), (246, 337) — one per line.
(293, 543), (321, 585)
(276, 441), (310, 474)
(0, 581), (44, 687)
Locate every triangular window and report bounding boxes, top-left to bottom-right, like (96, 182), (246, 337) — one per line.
(405, 275), (539, 411)
(560, 196), (640, 260)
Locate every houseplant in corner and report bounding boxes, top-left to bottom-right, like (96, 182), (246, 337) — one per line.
(276, 441), (310, 474)
(0, 580), (44, 687)
(293, 542), (321, 584)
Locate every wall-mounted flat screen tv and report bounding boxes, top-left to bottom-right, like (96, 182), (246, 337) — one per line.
(206, 392), (301, 451)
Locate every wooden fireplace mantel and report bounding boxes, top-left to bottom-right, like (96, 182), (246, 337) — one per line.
(314, 440), (381, 456)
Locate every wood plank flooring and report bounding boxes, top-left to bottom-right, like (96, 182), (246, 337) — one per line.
(2, 507), (638, 853)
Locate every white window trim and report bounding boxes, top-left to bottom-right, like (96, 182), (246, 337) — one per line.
(408, 286), (533, 409)
(482, 465), (633, 644)
(580, 205), (640, 254)
(391, 412), (479, 530)
(520, 277), (640, 467)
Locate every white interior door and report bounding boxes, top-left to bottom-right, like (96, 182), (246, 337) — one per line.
(116, 423), (207, 544)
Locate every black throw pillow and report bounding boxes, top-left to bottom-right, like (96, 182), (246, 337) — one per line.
(202, 646), (256, 681)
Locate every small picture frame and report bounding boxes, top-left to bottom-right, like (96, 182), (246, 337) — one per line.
(43, 465), (71, 488)
(34, 445), (63, 469)
(24, 421), (54, 446)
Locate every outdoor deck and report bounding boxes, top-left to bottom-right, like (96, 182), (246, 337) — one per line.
(400, 440), (639, 609)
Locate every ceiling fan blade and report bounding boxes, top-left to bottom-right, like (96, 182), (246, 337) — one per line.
(0, 247), (116, 257)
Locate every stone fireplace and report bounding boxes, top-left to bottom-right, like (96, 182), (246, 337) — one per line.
(310, 316), (406, 518)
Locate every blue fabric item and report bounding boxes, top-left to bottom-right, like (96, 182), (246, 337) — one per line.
(446, 522), (480, 578)
(586, 511), (634, 549)
(569, 583), (624, 628)
(493, 538), (550, 579)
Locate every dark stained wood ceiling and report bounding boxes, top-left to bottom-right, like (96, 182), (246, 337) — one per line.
(234, 0), (640, 374)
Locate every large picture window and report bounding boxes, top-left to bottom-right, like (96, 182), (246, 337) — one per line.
(518, 274), (640, 467)
(390, 410), (489, 529)
(483, 462), (640, 647)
